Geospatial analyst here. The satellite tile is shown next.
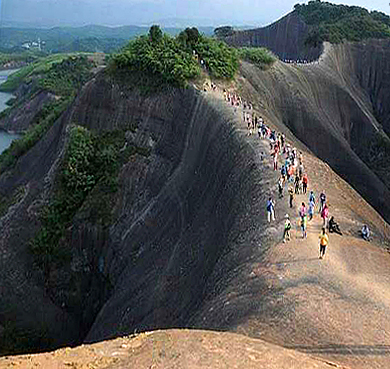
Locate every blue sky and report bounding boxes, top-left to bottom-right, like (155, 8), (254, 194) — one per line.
(0, 0), (389, 27)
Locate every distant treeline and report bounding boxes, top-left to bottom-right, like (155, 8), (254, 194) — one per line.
(0, 25), (214, 54)
(295, 0), (390, 46)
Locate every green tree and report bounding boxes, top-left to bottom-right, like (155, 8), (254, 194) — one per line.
(214, 26), (235, 39)
(149, 25), (163, 43)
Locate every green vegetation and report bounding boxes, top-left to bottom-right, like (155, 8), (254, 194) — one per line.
(0, 55), (94, 174)
(295, 1), (390, 46)
(238, 47), (276, 69)
(30, 125), (148, 273)
(0, 53), (91, 92)
(0, 50), (41, 65)
(214, 26), (236, 39)
(0, 97), (71, 172)
(194, 36), (239, 79)
(112, 26), (239, 88)
(39, 55), (93, 95)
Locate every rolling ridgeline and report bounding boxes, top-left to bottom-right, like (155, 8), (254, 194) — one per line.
(0, 2), (390, 358)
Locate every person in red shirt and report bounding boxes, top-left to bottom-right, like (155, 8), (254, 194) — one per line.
(302, 173), (308, 194)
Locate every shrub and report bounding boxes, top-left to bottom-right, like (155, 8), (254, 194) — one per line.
(39, 55), (93, 96)
(112, 26), (240, 87)
(113, 33), (201, 87)
(238, 47), (276, 68)
(195, 36), (239, 79)
(30, 126), (148, 273)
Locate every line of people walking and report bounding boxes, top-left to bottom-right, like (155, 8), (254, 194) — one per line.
(213, 83), (372, 259)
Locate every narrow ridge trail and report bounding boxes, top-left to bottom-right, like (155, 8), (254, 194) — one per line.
(206, 84), (390, 369)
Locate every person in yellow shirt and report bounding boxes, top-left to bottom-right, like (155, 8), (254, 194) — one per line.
(319, 227), (329, 259)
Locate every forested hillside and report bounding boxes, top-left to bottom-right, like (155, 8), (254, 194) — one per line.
(295, 0), (390, 46)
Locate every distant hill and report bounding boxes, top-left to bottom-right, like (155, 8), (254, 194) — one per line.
(222, 1), (390, 61)
(0, 25), (214, 53)
(294, 1), (390, 46)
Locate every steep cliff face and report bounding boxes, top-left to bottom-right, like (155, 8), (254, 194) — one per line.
(69, 73), (272, 341)
(0, 71), (271, 350)
(238, 40), (390, 222)
(225, 12), (322, 61)
(0, 90), (55, 133)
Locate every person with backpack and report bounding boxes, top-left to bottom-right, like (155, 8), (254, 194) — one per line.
(321, 203), (329, 228)
(283, 214), (292, 243)
(319, 228), (329, 259)
(267, 197), (275, 222)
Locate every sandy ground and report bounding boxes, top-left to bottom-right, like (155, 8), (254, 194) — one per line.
(0, 329), (349, 369)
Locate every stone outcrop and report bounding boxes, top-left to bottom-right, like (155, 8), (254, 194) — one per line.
(225, 11), (322, 61)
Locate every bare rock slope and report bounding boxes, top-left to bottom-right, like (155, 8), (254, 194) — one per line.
(1, 39), (390, 368)
(225, 11), (322, 61)
(239, 40), (390, 223)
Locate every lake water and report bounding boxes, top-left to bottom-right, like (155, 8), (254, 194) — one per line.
(0, 69), (20, 153)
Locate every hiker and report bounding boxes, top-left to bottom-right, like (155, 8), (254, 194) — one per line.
(281, 165), (287, 181)
(301, 214), (308, 239)
(288, 186), (294, 208)
(299, 202), (307, 219)
(329, 216), (342, 235)
(267, 197), (276, 222)
(361, 225), (370, 241)
(308, 198), (315, 221)
(294, 175), (300, 194)
(319, 191), (326, 213)
(278, 177), (284, 198)
(321, 203), (329, 228)
(302, 173), (308, 194)
(283, 214), (292, 243)
(299, 202), (307, 238)
(288, 165), (294, 183)
(298, 163), (304, 179)
(318, 228), (329, 259)
(309, 190), (316, 205)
